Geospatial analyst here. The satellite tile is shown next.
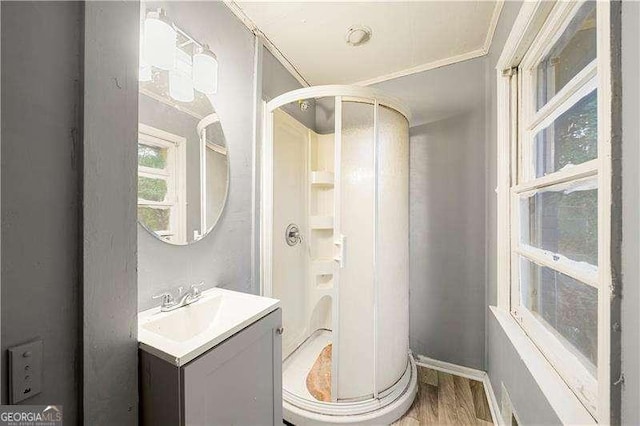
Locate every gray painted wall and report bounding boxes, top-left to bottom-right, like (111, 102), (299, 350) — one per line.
(83, 2), (139, 423)
(406, 108), (487, 370)
(262, 49), (316, 130)
(262, 49), (303, 103)
(138, 2), (256, 311)
(487, 316), (562, 424)
(621, 1), (640, 424)
(373, 56), (487, 128)
(1, 3), (82, 422)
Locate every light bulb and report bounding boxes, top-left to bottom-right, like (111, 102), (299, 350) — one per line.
(169, 49), (194, 102)
(193, 48), (218, 94)
(143, 10), (176, 70)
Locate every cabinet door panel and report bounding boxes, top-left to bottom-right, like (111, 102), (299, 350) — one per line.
(182, 309), (282, 426)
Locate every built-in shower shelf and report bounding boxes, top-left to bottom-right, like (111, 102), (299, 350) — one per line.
(309, 215), (334, 230)
(311, 259), (336, 276)
(311, 285), (333, 298)
(310, 171), (334, 187)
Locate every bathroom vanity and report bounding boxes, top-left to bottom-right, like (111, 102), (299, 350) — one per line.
(138, 288), (282, 425)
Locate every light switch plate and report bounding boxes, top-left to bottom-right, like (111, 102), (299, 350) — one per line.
(9, 339), (43, 403)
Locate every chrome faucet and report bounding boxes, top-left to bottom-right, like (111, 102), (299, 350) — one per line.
(153, 282), (205, 312)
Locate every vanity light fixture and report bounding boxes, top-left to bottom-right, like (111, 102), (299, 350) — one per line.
(141, 8), (219, 100)
(143, 8), (176, 70)
(193, 45), (218, 95)
(169, 48), (195, 102)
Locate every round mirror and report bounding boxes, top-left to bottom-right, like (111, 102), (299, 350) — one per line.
(137, 71), (229, 245)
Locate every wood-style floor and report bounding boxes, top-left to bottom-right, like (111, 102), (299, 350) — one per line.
(393, 365), (494, 425)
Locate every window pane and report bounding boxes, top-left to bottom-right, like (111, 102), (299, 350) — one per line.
(521, 179), (598, 265)
(536, 1), (596, 109)
(138, 176), (168, 202)
(534, 89), (597, 177)
(138, 143), (167, 169)
(520, 257), (597, 370)
(138, 206), (170, 232)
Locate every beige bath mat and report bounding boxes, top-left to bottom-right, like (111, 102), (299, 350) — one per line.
(306, 343), (332, 402)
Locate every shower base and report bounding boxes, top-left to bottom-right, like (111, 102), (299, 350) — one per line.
(283, 330), (333, 401)
(282, 330), (418, 425)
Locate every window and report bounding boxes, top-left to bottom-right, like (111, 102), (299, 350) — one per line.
(138, 124), (187, 244)
(497, 0), (615, 421)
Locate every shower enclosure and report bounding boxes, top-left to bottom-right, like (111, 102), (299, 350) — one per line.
(262, 86), (416, 424)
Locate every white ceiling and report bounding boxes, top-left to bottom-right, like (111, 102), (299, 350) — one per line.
(235, 1), (502, 86)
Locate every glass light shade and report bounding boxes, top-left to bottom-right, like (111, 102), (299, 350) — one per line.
(169, 49), (194, 102)
(169, 71), (195, 102)
(193, 52), (218, 94)
(144, 17), (176, 70)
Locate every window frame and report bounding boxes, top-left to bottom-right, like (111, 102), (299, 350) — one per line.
(496, 0), (616, 422)
(138, 123), (187, 244)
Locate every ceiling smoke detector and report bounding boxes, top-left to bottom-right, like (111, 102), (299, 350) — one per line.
(345, 25), (372, 47)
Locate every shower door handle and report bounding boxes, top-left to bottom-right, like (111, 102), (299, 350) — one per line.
(334, 234), (346, 268)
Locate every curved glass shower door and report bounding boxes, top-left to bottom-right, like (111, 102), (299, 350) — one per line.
(335, 99), (375, 401)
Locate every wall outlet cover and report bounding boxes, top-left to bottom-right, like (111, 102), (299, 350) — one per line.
(9, 339), (43, 403)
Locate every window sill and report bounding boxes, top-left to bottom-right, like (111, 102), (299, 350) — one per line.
(490, 306), (596, 425)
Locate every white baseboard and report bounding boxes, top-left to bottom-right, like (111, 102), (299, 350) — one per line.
(414, 354), (502, 426)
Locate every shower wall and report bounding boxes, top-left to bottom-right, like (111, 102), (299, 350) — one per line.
(272, 109), (310, 357)
(272, 106), (335, 359)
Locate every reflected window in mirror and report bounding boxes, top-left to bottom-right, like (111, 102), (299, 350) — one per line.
(138, 124), (187, 244)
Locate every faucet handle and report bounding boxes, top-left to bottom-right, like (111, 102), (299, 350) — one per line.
(152, 292), (174, 307)
(191, 281), (205, 296)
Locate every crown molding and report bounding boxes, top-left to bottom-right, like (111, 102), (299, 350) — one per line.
(355, 0), (504, 86)
(353, 47), (488, 86)
(484, 0), (505, 55)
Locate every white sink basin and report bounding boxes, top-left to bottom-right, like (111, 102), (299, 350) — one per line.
(141, 295), (223, 343)
(138, 287), (280, 366)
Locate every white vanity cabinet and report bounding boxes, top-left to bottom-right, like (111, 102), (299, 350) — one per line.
(140, 309), (282, 425)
